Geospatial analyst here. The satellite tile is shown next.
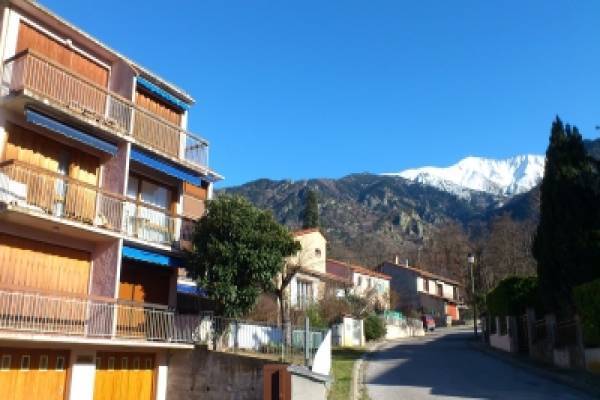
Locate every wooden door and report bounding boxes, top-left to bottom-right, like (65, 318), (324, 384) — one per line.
(94, 352), (154, 400)
(0, 348), (69, 400)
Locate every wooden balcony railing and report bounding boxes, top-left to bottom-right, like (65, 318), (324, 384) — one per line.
(0, 160), (187, 247)
(2, 50), (209, 168)
(0, 288), (195, 343)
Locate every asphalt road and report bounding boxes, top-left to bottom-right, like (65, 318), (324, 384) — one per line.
(364, 328), (595, 400)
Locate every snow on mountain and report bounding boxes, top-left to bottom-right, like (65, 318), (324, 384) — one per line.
(384, 155), (545, 198)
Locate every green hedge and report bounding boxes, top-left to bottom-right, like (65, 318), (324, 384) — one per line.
(486, 276), (542, 317)
(364, 314), (386, 341)
(574, 279), (600, 347)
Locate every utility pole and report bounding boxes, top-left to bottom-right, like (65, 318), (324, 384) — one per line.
(467, 253), (477, 337)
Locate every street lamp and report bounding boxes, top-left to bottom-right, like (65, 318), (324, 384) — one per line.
(467, 253), (477, 337)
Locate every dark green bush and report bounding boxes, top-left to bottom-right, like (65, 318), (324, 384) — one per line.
(364, 314), (386, 341)
(486, 276), (543, 317)
(574, 279), (600, 347)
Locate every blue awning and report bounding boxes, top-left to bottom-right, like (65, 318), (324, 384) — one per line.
(130, 148), (202, 185)
(177, 283), (207, 297)
(122, 245), (183, 268)
(136, 76), (190, 111)
(25, 109), (118, 155)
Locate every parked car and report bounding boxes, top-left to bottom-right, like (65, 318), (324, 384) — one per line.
(422, 314), (436, 331)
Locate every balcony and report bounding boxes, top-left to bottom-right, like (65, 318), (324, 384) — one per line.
(0, 288), (195, 346)
(1, 50), (209, 169)
(0, 160), (191, 247)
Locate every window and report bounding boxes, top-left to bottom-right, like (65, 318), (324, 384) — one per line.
(357, 276), (362, 286)
(20, 355), (30, 370)
(296, 280), (313, 308)
(423, 279), (429, 292)
(314, 248), (322, 258)
(95, 357), (102, 369)
(1, 355), (11, 370)
(107, 357), (115, 370)
(368, 278), (373, 288)
(56, 356), (65, 371)
(453, 286), (458, 300)
(121, 357), (128, 369)
(133, 357), (140, 370)
(127, 175), (172, 210)
(39, 355), (48, 370)
(437, 284), (443, 296)
(145, 358), (153, 369)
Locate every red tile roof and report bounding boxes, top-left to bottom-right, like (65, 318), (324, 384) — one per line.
(379, 261), (461, 286)
(292, 228), (321, 237)
(294, 266), (353, 286)
(326, 259), (391, 280)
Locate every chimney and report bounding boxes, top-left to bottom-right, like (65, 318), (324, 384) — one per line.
(394, 255), (400, 265)
(405, 259), (409, 267)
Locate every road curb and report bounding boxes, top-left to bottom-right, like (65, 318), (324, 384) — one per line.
(470, 340), (600, 398)
(351, 340), (385, 400)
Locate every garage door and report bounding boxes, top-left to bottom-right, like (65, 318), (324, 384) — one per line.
(0, 348), (69, 400)
(94, 352), (155, 400)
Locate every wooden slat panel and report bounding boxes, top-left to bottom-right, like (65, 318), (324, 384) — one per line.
(0, 348), (69, 400)
(17, 21), (108, 87)
(135, 88), (182, 126)
(0, 234), (90, 296)
(94, 352), (155, 400)
(182, 182), (207, 200)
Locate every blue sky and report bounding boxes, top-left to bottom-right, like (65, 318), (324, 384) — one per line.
(41, 1), (600, 187)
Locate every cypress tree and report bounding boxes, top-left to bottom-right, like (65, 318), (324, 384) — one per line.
(533, 117), (600, 316)
(302, 189), (319, 229)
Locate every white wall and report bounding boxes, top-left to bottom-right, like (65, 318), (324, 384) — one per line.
(68, 349), (96, 400)
(155, 351), (168, 400)
(311, 330), (331, 376)
(288, 231), (327, 273)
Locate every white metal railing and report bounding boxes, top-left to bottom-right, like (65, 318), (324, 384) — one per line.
(2, 50), (209, 168)
(0, 161), (186, 246)
(0, 289), (196, 343)
(2, 50), (131, 133)
(123, 202), (177, 245)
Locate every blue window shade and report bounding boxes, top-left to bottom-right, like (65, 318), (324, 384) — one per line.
(177, 283), (207, 297)
(136, 76), (190, 111)
(122, 245), (183, 268)
(130, 148), (202, 185)
(25, 109), (118, 155)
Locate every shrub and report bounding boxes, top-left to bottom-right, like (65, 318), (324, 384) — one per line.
(364, 314), (386, 341)
(486, 276), (543, 317)
(574, 279), (600, 347)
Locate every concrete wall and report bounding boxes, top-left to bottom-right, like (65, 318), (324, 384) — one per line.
(167, 346), (272, 400)
(289, 231), (326, 274)
(380, 263), (419, 311)
(90, 240), (120, 298)
(288, 366), (329, 400)
(585, 348), (600, 374)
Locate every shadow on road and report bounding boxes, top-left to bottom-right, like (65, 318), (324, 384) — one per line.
(365, 329), (593, 400)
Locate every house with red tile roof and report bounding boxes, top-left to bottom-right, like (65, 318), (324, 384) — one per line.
(326, 259), (391, 310)
(377, 260), (464, 325)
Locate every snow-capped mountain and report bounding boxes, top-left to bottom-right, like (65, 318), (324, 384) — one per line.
(384, 155), (545, 198)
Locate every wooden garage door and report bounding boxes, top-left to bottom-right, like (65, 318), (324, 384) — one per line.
(0, 233), (91, 295)
(0, 348), (69, 400)
(94, 352), (155, 400)
(17, 21), (109, 87)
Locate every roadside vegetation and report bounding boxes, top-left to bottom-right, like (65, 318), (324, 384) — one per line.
(329, 348), (368, 400)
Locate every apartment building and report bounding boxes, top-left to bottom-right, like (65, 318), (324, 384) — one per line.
(326, 259), (391, 310)
(0, 1), (221, 399)
(378, 261), (463, 325)
(287, 229), (351, 308)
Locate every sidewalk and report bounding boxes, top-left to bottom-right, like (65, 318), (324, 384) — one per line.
(471, 340), (600, 398)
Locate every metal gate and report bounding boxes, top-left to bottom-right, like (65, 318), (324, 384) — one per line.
(517, 314), (529, 354)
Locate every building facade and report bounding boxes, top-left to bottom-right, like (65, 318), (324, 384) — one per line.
(378, 261), (462, 325)
(326, 259), (391, 310)
(287, 229), (351, 308)
(0, 1), (220, 399)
